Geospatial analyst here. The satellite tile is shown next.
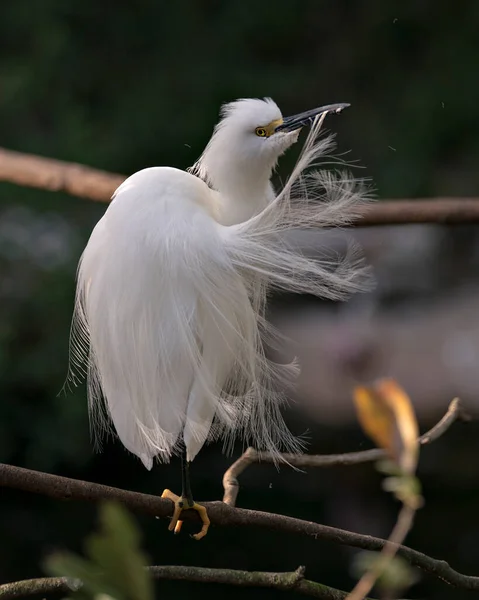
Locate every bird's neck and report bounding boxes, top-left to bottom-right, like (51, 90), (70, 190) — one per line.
(208, 162), (276, 226)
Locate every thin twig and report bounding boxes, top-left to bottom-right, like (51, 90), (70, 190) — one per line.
(346, 503), (417, 600)
(222, 446), (258, 506)
(2, 146), (479, 226)
(346, 379), (424, 600)
(147, 565), (361, 599)
(0, 567), (371, 600)
(222, 398), (468, 506)
(1, 467), (478, 588)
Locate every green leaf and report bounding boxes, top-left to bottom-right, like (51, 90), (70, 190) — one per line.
(351, 551), (420, 594)
(44, 501), (153, 600)
(45, 552), (118, 600)
(85, 503), (153, 600)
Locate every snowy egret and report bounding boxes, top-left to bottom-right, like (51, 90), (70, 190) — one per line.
(69, 98), (370, 539)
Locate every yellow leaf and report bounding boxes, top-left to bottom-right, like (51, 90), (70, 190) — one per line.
(353, 379), (419, 474)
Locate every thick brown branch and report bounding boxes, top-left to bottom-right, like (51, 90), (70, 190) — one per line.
(222, 398), (467, 507)
(2, 146), (479, 225)
(0, 460), (478, 589)
(0, 567), (367, 600)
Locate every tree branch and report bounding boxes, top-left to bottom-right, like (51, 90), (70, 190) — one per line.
(0, 577), (74, 600)
(358, 198), (479, 226)
(222, 398), (468, 507)
(0, 566), (371, 600)
(1, 146), (479, 226)
(346, 500), (418, 600)
(1, 459), (478, 589)
(147, 565), (360, 599)
(0, 147), (123, 203)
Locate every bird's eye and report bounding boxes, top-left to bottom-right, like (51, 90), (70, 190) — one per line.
(255, 127), (267, 137)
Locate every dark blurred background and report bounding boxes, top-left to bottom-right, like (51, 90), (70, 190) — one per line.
(1, 1), (479, 598)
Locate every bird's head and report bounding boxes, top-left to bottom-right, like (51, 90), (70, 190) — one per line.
(192, 98), (349, 189)
(214, 98), (302, 164)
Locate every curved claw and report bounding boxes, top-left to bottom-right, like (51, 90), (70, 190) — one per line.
(190, 502), (210, 540)
(161, 488), (210, 540)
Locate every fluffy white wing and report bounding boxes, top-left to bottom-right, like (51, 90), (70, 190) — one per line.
(72, 168), (202, 467)
(69, 166), (300, 467)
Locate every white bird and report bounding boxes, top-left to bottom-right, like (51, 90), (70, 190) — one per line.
(69, 98), (370, 539)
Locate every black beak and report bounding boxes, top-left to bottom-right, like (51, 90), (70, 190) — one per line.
(275, 103), (350, 133)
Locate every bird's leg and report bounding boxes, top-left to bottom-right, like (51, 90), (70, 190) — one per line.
(161, 445), (210, 540)
(181, 447), (194, 507)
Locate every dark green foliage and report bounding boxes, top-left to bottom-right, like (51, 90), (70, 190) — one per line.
(46, 502), (153, 600)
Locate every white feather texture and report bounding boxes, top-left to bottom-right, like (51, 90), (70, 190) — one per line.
(69, 98), (372, 469)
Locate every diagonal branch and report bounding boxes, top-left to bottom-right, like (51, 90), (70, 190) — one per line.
(0, 566), (372, 600)
(1, 146), (479, 226)
(0, 462), (478, 588)
(223, 398), (468, 506)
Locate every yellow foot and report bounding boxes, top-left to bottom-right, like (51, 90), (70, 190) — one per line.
(161, 489), (210, 541)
